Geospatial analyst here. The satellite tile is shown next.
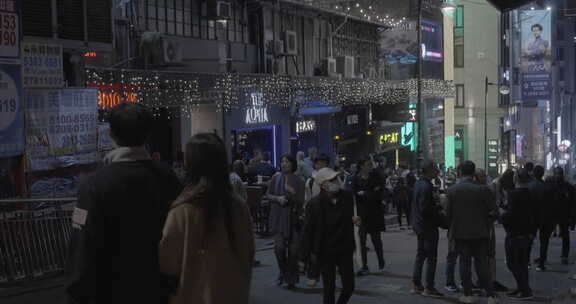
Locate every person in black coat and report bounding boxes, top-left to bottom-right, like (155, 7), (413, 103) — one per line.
(300, 168), (361, 304)
(502, 168), (537, 300)
(353, 158), (386, 275)
(411, 161), (445, 298)
(529, 165), (556, 271)
(66, 103), (182, 304)
(548, 167), (576, 265)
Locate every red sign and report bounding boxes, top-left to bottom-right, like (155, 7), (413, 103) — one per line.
(87, 82), (140, 109)
(0, 0), (19, 60)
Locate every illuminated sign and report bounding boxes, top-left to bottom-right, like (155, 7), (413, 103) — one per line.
(347, 114), (359, 125)
(296, 120), (315, 133)
(380, 132), (399, 144)
(401, 122), (416, 151)
(245, 92), (269, 124)
(84, 52), (97, 58)
(98, 91), (138, 109)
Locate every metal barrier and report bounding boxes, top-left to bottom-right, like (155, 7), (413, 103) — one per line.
(0, 198), (76, 285)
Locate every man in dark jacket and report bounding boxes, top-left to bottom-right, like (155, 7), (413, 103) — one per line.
(529, 165), (555, 271)
(446, 161), (498, 303)
(301, 168), (361, 304)
(502, 168), (537, 300)
(411, 161), (444, 298)
(549, 167), (575, 265)
(66, 103), (182, 304)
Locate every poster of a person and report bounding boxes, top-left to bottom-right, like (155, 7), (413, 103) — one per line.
(521, 11), (551, 73)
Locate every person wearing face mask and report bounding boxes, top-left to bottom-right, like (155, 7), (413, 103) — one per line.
(300, 168), (361, 304)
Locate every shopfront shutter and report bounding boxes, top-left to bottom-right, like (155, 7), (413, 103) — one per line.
(23, 0), (53, 37)
(87, 0), (112, 43)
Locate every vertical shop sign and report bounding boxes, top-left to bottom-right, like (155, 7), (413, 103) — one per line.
(25, 88), (99, 171)
(487, 139), (499, 177)
(0, 64), (23, 156)
(520, 9), (552, 101)
(22, 42), (64, 88)
(0, 0), (20, 62)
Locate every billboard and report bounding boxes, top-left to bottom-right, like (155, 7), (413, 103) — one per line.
(520, 9), (551, 101)
(0, 64), (24, 157)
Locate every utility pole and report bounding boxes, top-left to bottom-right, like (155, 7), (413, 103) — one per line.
(416, 0), (424, 171)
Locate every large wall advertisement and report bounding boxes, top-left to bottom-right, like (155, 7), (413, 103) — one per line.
(520, 9), (552, 101)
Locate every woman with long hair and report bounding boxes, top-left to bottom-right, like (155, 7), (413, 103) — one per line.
(267, 154), (305, 289)
(159, 133), (255, 304)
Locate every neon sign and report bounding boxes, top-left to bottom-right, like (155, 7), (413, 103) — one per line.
(380, 132), (399, 144)
(245, 92), (269, 124)
(296, 120), (316, 133)
(98, 91), (138, 109)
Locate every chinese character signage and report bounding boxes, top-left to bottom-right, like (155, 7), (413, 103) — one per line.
(245, 92), (269, 124)
(22, 42), (64, 88)
(25, 88), (99, 171)
(296, 120), (315, 134)
(0, 0), (20, 61)
(521, 9), (551, 101)
(487, 139), (499, 177)
(0, 64), (23, 157)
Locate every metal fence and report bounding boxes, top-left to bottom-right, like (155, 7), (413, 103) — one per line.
(0, 198), (76, 285)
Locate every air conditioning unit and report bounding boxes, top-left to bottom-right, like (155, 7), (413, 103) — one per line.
(268, 40), (283, 55)
(163, 38), (182, 63)
(325, 57), (337, 74)
(217, 1), (232, 19)
(336, 56), (355, 79)
(284, 30), (297, 55)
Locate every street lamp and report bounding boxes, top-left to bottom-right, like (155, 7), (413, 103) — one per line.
(441, 0), (457, 15)
(484, 76), (510, 171)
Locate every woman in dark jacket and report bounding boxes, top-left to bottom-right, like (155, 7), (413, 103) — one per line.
(353, 158), (386, 275)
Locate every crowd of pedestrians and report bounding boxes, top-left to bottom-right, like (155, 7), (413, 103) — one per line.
(65, 103), (576, 304)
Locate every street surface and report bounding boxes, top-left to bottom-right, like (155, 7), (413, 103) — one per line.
(2, 223), (576, 304)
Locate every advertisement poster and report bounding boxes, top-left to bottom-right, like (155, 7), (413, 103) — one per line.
(25, 88), (99, 171)
(0, 0), (20, 61)
(521, 9), (552, 101)
(22, 42), (64, 88)
(0, 64), (24, 157)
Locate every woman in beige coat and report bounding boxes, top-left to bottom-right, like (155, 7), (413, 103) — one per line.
(159, 133), (255, 304)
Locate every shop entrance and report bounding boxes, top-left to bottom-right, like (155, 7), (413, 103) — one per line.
(231, 125), (279, 167)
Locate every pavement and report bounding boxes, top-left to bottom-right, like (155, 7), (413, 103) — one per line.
(3, 221), (576, 304)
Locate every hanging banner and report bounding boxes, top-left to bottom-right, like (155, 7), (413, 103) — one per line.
(520, 10), (552, 101)
(0, 64), (23, 157)
(22, 42), (64, 88)
(25, 88), (99, 171)
(0, 0), (20, 62)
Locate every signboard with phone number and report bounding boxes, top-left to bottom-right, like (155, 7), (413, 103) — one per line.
(0, 0), (20, 61)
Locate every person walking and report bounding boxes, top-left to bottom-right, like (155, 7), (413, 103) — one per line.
(411, 161), (445, 298)
(446, 161), (498, 304)
(353, 158), (386, 275)
(475, 169), (508, 293)
(529, 165), (556, 271)
(159, 133), (255, 304)
(267, 155), (305, 289)
(300, 168), (361, 304)
(502, 169), (537, 300)
(66, 103), (182, 304)
(549, 167), (575, 265)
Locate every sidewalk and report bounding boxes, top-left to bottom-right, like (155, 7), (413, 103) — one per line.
(3, 222), (576, 304)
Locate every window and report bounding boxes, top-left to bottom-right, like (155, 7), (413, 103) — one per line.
(137, 0), (248, 43)
(559, 66), (565, 81)
(454, 5), (464, 68)
(456, 84), (465, 108)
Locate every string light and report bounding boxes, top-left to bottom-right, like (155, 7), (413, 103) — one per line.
(86, 69), (455, 117)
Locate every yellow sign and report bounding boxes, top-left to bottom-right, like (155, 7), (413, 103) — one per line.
(380, 132), (399, 144)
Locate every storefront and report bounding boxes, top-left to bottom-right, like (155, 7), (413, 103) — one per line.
(293, 101), (341, 159)
(224, 93), (291, 168)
